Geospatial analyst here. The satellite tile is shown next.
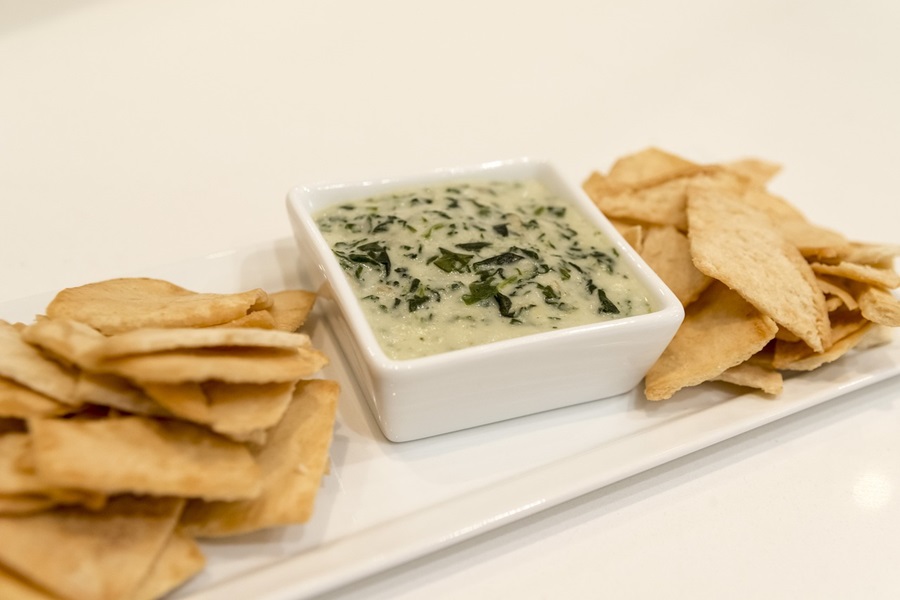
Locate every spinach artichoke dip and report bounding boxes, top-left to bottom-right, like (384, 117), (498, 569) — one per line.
(315, 179), (653, 360)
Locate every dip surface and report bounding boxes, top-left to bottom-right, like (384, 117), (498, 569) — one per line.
(315, 179), (653, 360)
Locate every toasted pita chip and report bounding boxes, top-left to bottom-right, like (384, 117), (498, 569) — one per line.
(0, 496), (183, 600)
(20, 318), (106, 370)
(774, 319), (873, 371)
(804, 242), (900, 266)
(607, 147), (700, 184)
(268, 290), (317, 332)
(857, 286), (900, 327)
(583, 173), (692, 230)
(74, 372), (170, 416)
(738, 188), (847, 252)
(96, 346), (327, 384)
(131, 529), (205, 600)
(88, 327), (311, 362)
(721, 158), (782, 186)
(0, 321), (77, 405)
(687, 174), (831, 352)
(181, 379), (339, 537)
(773, 310), (867, 366)
(638, 225), (712, 306)
(0, 377), (70, 419)
(141, 381), (295, 441)
(810, 262), (900, 289)
(644, 282), (778, 401)
(30, 417), (261, 501)
(0, 433), (104, 512)
(712, 362), (783, 395)
(46, 278), (271, 335)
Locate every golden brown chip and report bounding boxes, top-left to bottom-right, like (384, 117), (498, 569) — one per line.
(0, 377), (70, 419)
(583, 172), (692, 230)
(268, 290), (318, 332)
(0, 321), (77, 405)
(20, 317), (106, 371)
(141, 381), (295, 441)
(0, 433), (104, 513)
(739, 188), (848, 252)
(644, 282), (778, 401)
(30, 417), (261, 501)
(810, 262), (900, 289)
(638, 225), (712, 306)
(712, 362), (784, 395)
(46, 278), (271, 335)
(774, 318), (873, 371)
(804, 242), (900, 266)
(607, 147), (700, 184)
(181, 379), (339, 537)
(96, 346), (327, 385)
(0, 496), (183, 600)
(131, 529), (205, 600)
(88, 326), (311, 362)
(857, 286), (900, 327)
(687, 174), (831, 352)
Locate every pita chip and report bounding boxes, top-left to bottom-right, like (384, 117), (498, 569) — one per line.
(181, 379), (339, 537)
(644, 282), (778, 401)
(687, 174), (831, 352)
(0, 496), (183, 600)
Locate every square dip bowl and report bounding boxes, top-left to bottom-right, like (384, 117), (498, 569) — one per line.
(287, 158), (684, 442)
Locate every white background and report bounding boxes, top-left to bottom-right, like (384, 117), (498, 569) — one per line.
(2, 1), (899, 598)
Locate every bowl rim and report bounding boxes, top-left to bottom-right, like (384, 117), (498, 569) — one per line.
(286, 157), (684, 373)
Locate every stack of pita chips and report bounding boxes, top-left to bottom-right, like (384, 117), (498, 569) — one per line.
(583, 148), (899, 400)
(0, 278), (338, 599)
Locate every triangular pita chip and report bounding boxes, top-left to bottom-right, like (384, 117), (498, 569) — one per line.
(181, 379), (339, 537)
(95, 346), (327, 384)
(46, 278), (270, 334)
(687, 174), (831, 352)
(29, 417), (261, 501)
(644, 282), (778, 401)
(0, 496), (183, 600)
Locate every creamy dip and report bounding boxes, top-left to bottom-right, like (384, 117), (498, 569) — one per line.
(315, 179), (653, 360)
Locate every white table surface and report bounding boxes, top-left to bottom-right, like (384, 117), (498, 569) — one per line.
(2, 1), (899, 598)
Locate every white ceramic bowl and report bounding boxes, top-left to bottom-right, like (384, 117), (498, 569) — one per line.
(287, 158), (684, 442)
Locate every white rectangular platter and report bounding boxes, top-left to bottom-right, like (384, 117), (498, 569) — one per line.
(4, 238), (899, 600)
